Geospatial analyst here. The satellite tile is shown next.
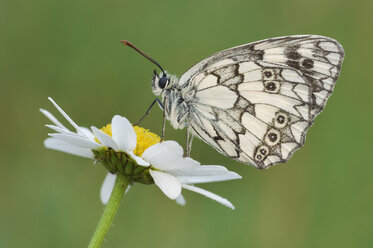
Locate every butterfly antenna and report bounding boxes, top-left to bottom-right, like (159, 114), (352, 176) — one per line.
(121, 40), (165, 75)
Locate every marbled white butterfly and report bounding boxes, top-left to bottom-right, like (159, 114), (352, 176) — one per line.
(122, 35), (344, 169)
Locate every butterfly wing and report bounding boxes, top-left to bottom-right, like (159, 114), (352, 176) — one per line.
(179, 35), (344, 169)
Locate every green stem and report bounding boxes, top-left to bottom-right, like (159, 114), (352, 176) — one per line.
(88, 173), (129, 248)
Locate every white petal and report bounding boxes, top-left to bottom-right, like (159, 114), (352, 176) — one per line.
(100, 174), (132, 205)
(191, 165), (229, 175)
(79, 126), (95, 140)
(142, 141), (183, 170)
(45, 124), (73, 134)
(44, 138), (94, 159)
(177, 171), (241, 184)
(149, 170), (182, 200)
(40, 108), (69, 131)
(127, 151), (150, 166)
(48, 97), (90, 139)
(181, 184), (235, 209)
(175, 194), (186, 206)
(111, 115), (137, 152)
(91, 126), (119, 150)
(100, 173), (117, 205)
(142, 140), (182, 159)
(168, 157), (200, 172)
(49, 133), (102, 149)
(172, 165), (232, 177)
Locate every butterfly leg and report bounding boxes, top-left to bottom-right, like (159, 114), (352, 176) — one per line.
(133, 98), (163, 126)
(161, 98), (166, 141)
(185, 126), (194, 157)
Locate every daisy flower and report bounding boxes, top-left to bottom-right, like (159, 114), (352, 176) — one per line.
(41, 97), (241, 209)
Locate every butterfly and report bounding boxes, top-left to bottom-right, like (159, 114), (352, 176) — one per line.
(122, 35), (344, 169)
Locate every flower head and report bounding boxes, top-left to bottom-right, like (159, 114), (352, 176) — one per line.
(42, 97), (241, 209)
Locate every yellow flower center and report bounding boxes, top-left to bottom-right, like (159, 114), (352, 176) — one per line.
(133, 126), (161, 156)
(95, 124), (160, 156)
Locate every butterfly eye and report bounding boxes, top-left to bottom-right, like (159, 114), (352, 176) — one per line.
(158, 76), (168, 89)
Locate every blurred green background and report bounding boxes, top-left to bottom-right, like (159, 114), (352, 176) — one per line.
(1, 0), (372, 247)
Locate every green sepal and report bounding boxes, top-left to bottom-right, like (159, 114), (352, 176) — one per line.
(93, 147), (154, 185)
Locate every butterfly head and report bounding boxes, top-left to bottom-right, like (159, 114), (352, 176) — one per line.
(151, 70), (178, 96)
(120, 40), (179, 95)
